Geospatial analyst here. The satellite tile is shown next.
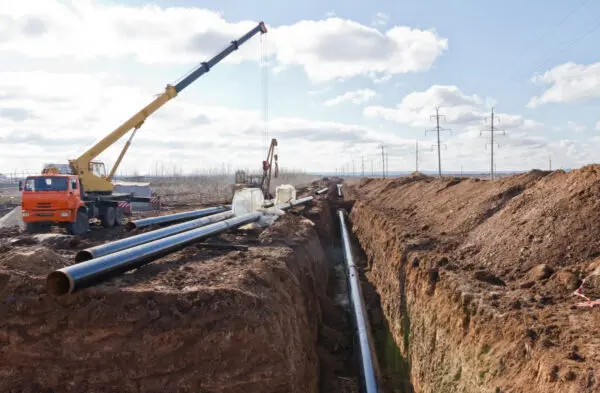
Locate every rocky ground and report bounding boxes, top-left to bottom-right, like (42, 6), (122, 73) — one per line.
(345, 166), (600, 393)
(0, 180), (359, 393)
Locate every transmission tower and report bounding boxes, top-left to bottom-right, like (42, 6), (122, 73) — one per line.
(480, 107), (505, 180)
(415, 140), (419, 172)
(378, 143), (387, 178)
(425, 107), (452, 177)
(361, 156), (365, 177)
(385, 153), (389, 177)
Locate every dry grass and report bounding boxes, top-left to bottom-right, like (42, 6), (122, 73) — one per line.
(149, 171), (320, 205)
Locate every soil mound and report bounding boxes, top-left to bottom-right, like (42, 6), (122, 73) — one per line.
(348, 166), (600, 393)
(0, 247), (66, 276)
(0, 213), (328, 393)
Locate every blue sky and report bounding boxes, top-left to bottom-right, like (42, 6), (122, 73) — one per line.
(1, 0), (599, 174)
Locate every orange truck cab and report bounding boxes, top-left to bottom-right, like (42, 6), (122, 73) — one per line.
(20, 173), (129, 236)
(20, 174), (88, 235)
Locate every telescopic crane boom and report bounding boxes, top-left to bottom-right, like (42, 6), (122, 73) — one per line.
(70, 21), (268, 194)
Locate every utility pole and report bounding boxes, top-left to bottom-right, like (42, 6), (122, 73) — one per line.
(415, 140), (419, 172)
(371, 160), (374, 177)
(361, 156), (365, 177)
(378, 143), (386, 178)
(480, 107), (506, 180)
(426, 107), (451, 177)
(385, 153), (389, 178)
(549, 155), (552, 171)
(352, 159), (355, 178)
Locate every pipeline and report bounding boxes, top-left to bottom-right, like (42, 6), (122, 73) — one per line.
(125, 205), (229, 230)
(47, 212), (261, 296)
(275, 196), (314, 210)
(315, 187), (329, 195)
(75, 210), (235, 262)
(336, 183), (343, 198)
(337, 209), (382, 393)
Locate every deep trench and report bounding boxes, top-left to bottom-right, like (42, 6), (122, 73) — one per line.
(311, 190), (414, 393)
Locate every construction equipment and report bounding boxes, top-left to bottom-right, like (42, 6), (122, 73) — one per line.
(19, 22), (268, 236)
(234, 138), (279, 199)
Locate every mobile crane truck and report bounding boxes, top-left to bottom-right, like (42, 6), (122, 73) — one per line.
(20, 21), (268, 236)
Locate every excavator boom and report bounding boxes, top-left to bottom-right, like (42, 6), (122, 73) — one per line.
(71, 21), (268, 194)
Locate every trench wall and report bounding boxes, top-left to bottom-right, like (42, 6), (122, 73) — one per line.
(0, 214), (328, 393)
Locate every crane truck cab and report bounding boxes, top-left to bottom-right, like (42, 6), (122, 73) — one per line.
(20, 173), (90, 235)
(20, 172), (126, 236)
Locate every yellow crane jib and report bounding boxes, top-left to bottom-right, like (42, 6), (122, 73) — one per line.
(70, 21), (268, 194)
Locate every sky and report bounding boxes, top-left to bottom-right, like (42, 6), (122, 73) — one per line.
(1, 0), (600, 176)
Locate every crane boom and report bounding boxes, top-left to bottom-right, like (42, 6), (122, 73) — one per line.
(70, 21), (268, 194)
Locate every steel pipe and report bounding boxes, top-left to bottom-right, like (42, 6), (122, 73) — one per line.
(275, 196), (314, 211)
(47, 212), (262, 296)
(76, 210), (235, 262)
(315, 187), (329, 195)
(337, 209), (381, 393)
(337, 184), (343, 198)
(125, 205), (228, 230)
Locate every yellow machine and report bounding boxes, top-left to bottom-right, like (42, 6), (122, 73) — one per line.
(20, 22), (268, 235)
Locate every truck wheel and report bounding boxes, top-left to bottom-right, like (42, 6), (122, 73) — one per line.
(115, 207), (126, 226)
(68, 211), (89, 236)
(100, 206), (116, 228)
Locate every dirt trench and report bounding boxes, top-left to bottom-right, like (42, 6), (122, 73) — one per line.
(0, 182), (361, 393)
(344, 167), (600, 393)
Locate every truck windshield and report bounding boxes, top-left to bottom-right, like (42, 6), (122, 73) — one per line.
(25, 177), (69, 192)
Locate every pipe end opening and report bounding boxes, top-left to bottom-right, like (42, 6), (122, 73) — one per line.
(125, 222), (136, 231)
(46, 271), (72, 297)
(75, 250), (94, 263)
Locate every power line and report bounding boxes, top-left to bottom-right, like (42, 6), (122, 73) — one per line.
(491, 0), (591, 83)
(425, 107), (452, 177)
(480, 107), (506, 180)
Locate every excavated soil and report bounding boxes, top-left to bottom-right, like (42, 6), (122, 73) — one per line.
(0, 182), (356, 393)
(346, 166), (600, 393)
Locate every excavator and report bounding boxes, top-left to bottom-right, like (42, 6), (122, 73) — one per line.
(19, 22), (268, 236)
(234, 137), (278, 199)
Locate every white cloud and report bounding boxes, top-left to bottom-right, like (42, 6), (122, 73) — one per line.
(324, 89), (376, 106)
(372, 12), (389, 26)
(364, 85), (484, 127)
(364, 85), (542, 136)
(595, 121), (600, 131)
(0, 70), (389, 174)
(528, 62), (600, 107)
(275, 19), (448, 82)
(0, 1), (448, 83)
(566, 121), (587, 133)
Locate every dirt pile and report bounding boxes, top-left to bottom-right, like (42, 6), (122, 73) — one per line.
(346, 166), (600, 393)
(0, 214), (328, 393)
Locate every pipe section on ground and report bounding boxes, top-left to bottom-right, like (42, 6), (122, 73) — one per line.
(125, 205), (228, 230)
(275, 196), (314, 211)
(337, 184), (343, 198)
(337, 209), (382, 393)
(76, 210), (235, 262)
(315, 187), (329, 195)
(47, 212), (262, 296)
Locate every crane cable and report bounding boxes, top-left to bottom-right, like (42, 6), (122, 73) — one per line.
(260, 32), (269, 159)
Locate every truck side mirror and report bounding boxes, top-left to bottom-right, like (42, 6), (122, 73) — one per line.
(18, 180), (23, 191)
